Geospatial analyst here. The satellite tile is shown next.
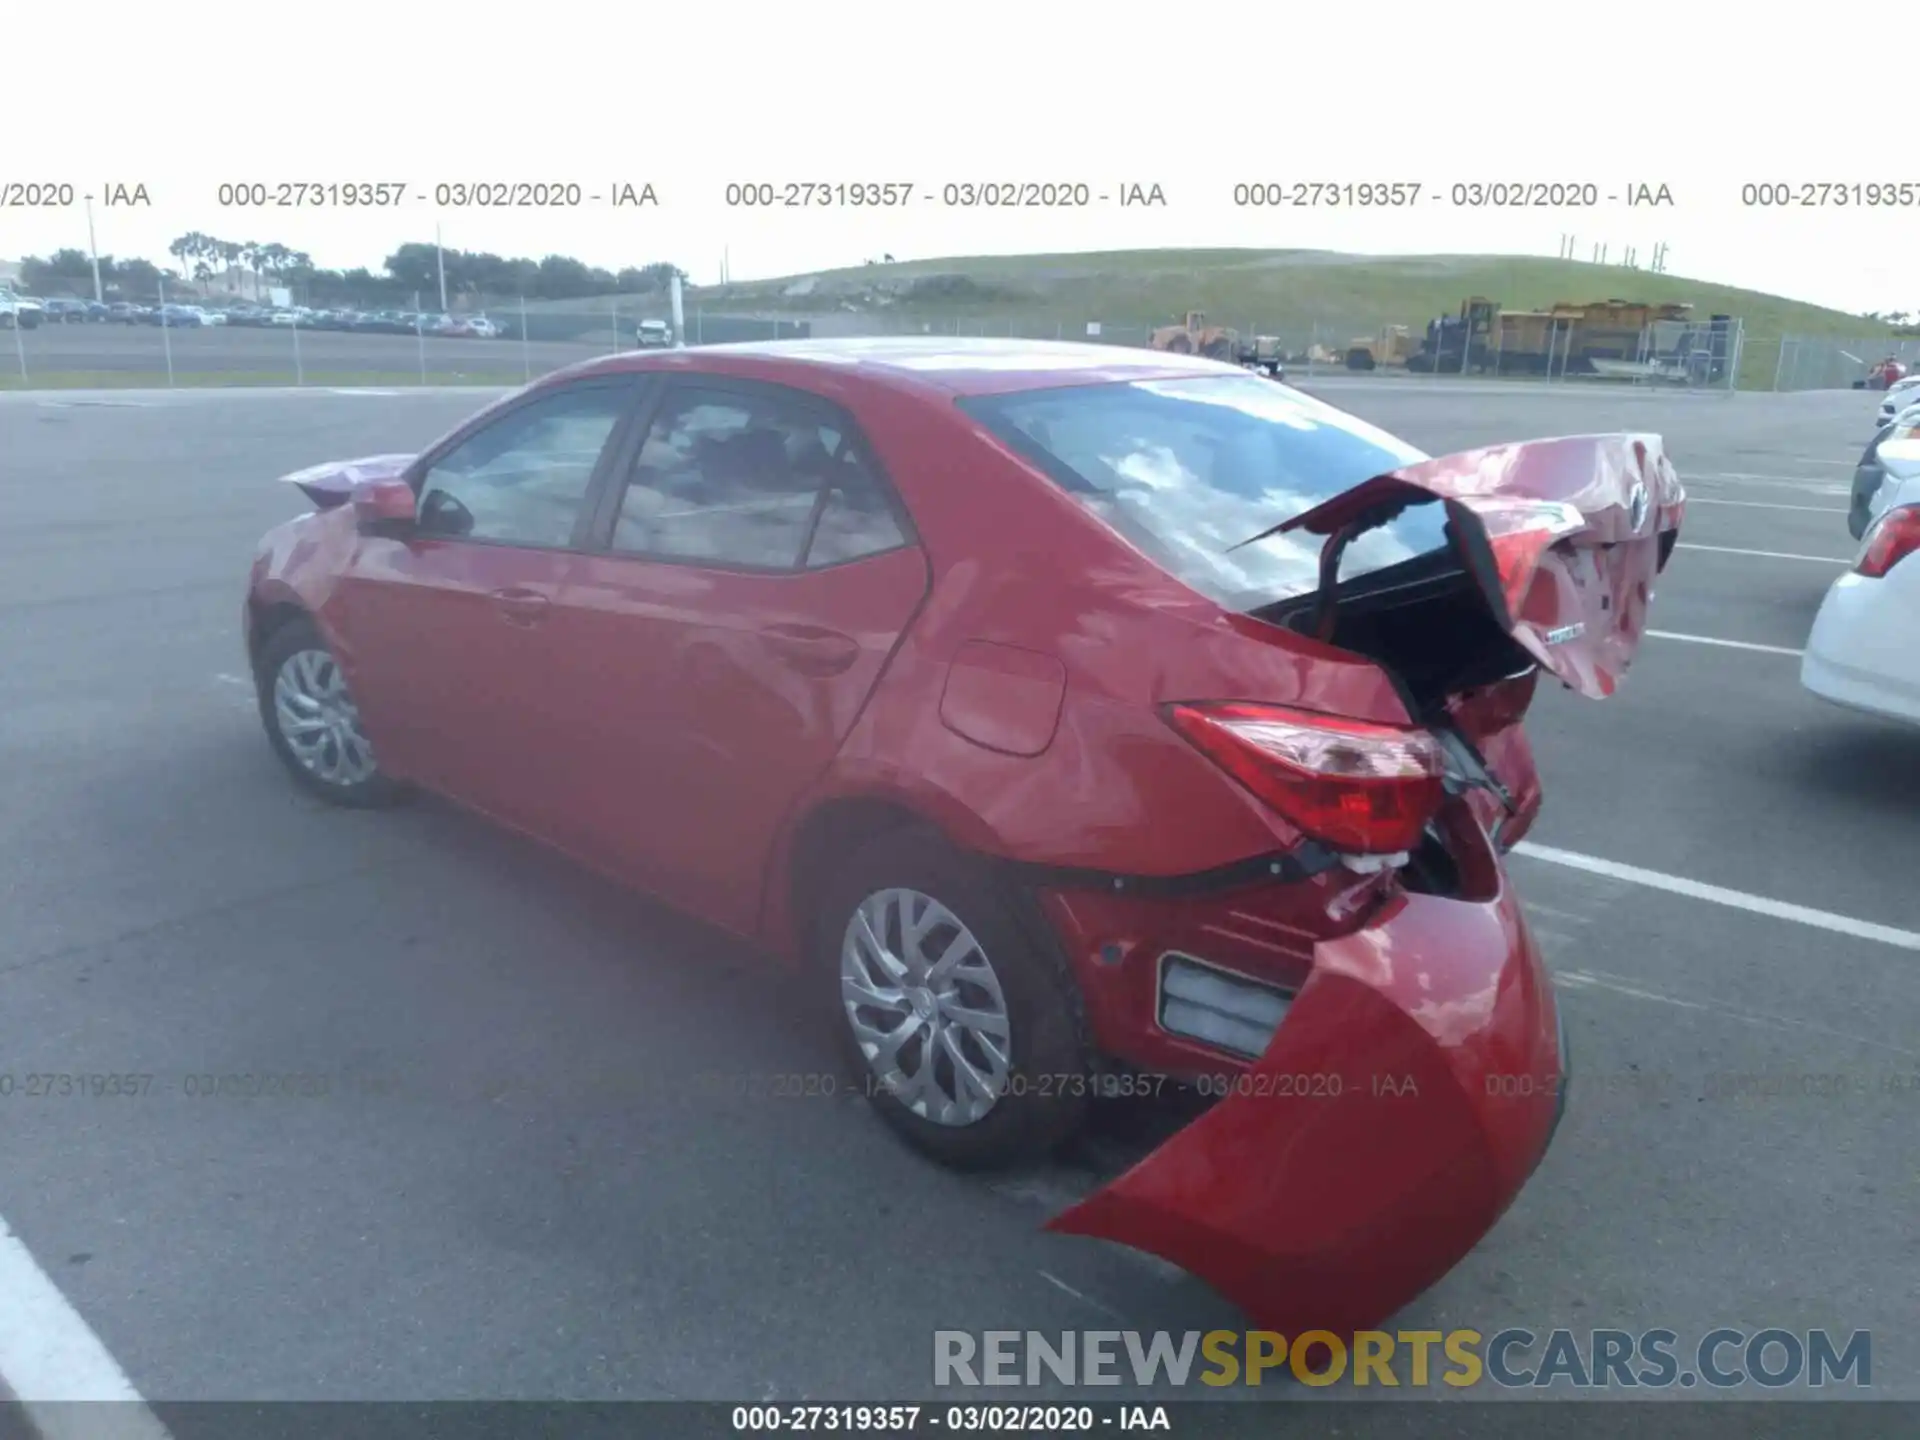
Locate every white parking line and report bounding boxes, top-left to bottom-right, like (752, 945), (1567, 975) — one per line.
(1676, 543), (1850, 564)
(1688, 479), (1851, 499)
(1514, 843), (1920, 952)
(1557, 968), (1920, 1055)
(1697, 480), (1843, 491)
(0, 1215), (173, 1436)
(1648, 630), (1803, 657)
(1684, 498), (1841, 514)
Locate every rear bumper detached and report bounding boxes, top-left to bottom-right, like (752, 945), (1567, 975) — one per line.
(1047, 873), (1566, 1337)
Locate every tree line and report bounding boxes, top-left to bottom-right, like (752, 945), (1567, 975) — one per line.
(16, 234), (689, 307)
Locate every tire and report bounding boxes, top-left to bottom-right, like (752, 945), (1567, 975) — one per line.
(814, 830), (1091, 1170)
(253, 617), (406, 809)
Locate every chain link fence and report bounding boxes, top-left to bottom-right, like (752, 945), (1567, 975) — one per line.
(1765, 333), (1920, 393)
(0, 290), (1823, 399)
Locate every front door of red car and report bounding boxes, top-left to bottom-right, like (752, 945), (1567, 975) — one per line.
(326, 377), (642, 828)
(546, 378), (930, 934)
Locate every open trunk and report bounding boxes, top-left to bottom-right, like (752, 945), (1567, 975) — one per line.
(1251, 433), (1685, 719)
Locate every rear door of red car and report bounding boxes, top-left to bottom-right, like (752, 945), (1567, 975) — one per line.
(327, 376), (647, 828)
(545, 376), (931, 934)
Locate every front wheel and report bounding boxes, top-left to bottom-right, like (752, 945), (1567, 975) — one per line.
(254, 618), (406, 808)
(816, 831), (1091, 1170)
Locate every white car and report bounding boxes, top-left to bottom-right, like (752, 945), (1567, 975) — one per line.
(1876, 374), (1920, 428)
(635, 318), (673, 349)
(0, 287), (44, 329)
(1803, 429), (1920, 726)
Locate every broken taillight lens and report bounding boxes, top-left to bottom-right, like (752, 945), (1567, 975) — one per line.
(1166, 701), (1446, 855)
(1855, 505), (1920, 579)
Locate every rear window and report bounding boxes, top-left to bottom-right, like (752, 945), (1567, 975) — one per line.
(960, 374), (1449, 608)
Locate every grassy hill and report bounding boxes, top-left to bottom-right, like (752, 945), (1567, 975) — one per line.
(691, 249), (1893, 389)
(518, 248), (1897, 390)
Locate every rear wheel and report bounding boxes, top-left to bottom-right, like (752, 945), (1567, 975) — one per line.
(815, 831), (1091, 1170)
(254, 618), (406, 808)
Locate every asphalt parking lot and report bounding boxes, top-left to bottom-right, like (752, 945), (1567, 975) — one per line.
(0, 373), (1914, 1416)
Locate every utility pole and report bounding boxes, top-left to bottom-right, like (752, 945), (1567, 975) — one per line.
(84, 193), (104, 302)
(436, 223), (449, 312)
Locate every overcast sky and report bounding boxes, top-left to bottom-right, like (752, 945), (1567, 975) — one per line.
(2, 4), (1898, 314)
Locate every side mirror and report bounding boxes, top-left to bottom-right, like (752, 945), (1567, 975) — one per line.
(351, 478), (418, 530)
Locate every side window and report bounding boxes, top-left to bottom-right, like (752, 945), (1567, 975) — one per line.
(614, 389), (825, 568)
(415, 384), (630, 547)
(801, 447), (908, 568)
(614, 386), (902, 569)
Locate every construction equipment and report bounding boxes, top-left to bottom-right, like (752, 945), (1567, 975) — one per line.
(1236, 333), (1287, 376)
(1408, 297), (1706, 377)
(1149, 310), (1240, 362)
(1406, 298), (1498, 373)
(1343, 325), (1417, 371)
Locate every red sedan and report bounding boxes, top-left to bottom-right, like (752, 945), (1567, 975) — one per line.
(244, 338), (1683, 1336)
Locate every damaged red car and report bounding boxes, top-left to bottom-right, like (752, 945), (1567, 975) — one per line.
(244, 338), (1683, 1336)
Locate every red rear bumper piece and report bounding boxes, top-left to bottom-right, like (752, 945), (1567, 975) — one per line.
(1047, 828), (1566, 1337)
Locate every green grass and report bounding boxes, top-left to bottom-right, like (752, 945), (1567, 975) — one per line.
(617, 247), (1895, 391)
(0, 369), (530, 391)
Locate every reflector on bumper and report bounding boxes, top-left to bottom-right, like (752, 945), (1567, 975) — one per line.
(1157, 954), (1292, 1059)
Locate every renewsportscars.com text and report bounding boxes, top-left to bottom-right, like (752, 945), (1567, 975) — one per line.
(933, 1328), (1872, 1390)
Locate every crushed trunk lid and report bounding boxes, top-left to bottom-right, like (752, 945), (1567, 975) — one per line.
(1254, 434), (1684, 699)
(281, 454), (416, 510)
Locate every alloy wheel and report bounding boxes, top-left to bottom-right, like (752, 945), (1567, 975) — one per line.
(840, 888), (1012, 1126)
(272, 647), (378, 787)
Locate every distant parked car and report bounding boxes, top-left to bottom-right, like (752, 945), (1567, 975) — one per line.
(1853, 406), (1920, 539)
(0, 288), (45, 329)
(1805, 424), (1920, 728)
(151, 304), (203, 327)
(199, 306), (227, 326)
(1874, 374), (1920, 429)
(267, 310), (299, 327)
(635, 317), (672, 348)
(85, 301), (110, 322)
(43, 298), (90, 323)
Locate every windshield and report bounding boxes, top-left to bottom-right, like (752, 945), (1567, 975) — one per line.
(960, 374), (1449, 609)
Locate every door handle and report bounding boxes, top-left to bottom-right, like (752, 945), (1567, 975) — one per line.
(489, 587), (551, 627)
(759, 623), (859, 676)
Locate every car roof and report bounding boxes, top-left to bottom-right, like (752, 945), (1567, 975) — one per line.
(554, 335), (1246, 399)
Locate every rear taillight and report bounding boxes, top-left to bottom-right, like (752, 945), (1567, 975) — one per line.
(1166, 701), (1445, 855)
(1855, 505), (1920, 578)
